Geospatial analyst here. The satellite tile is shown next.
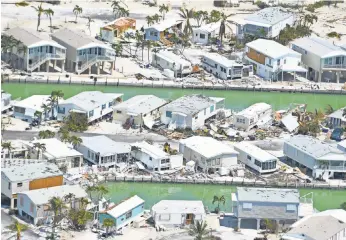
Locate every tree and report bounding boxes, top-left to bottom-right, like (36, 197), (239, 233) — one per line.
(34, 111), (42, 125)
(67, 208), (92, 230)
(159, 4), (169, 20)
(193, 10), (208, 27)
(48, 197), (66, 239)
(208, 10), (221, 23)
(86, 186), (97, 200)
(59, 127), (70, 143)
(324, 104), (334, 115)
(44, 8), (54, 33)
(63, 112), (88, 132)
(73, 5), (83, 23)
(33, 142), (46, 159)
(146, 16), (154, 26)
(113, 43), (123, 57)
(151, 14), (161, 23)
(97, 185), (109, 201)
(343, 108), (346, 118)
(69, 135), (82, 148)
(48, 96), (57, 120)
(189, 220), (209, 240)
(303, 14), (318, 27)
(103, 218), (115, 235)
(86, 16), (94, 35)
(7, 220), (28, 240)
(2, 141), (13, 159)
(219, 12), (233, 45)
(15, 1), (29, 7)
(41, 103), (51, 121)
(212, 195), (225, 213)
(31, 3), (45, 31)
(146, 40), (153, 62)
(64, 193), (76, 209)
(178, 8), (194, 36)
(38, 130), (55, 139)
(341, 202), (346, 210)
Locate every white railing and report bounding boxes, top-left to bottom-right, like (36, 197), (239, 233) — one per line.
(76, 54), (115, 73)
(323, 63), (346, 69)
(77, 55), (98, 73)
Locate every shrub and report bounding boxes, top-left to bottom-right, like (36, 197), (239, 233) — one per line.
(327, 31), (341, 39)
(255, 1), (269, 9)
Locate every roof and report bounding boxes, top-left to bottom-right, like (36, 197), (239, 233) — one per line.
(2, 163), (62, 182)
(19, 185), (87, 205)
(291, 37), (346, 58)
(152, 200), (205, 214)
(80, 135), (131, 156)
(236, 187), (300, 203)
(234, 142), (278, 162)
(338, 140), (346, 151)
(114, 95), (166, 116)
(52, 29), (113, 50)
(61, 91), (123, 111)
(131, 141), (169, 159)
(285, 135), (346, 161)
(180, 136), (238, 159)
(162, 94), (224, 115)
(245, 7), (293, 26)
(30, 138), (82, 160)
(13, 95), (52, 112)
(145, 18), (183, 32)
(193, 21), (220, 33)
(4, 27), (65, 49)
(246, 39), (301, 59)
(281, 114), (299, 132)
(101, 17), (136, 30)
(287, 210), (346, 240)
(107, 195), (144, 219)
(203, 52), (243, 68)
(235, 102), (272, 118)
(155, 50), (192, 67)
(328, 107), (346, 121)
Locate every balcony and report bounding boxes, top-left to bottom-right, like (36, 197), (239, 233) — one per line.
(77, 53), (115, 63)
(322, 63), (346, 70)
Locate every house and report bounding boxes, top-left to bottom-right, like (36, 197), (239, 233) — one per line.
(13, 95), (58, 123)
(234, 142), (278, 174)
(1, 91), (12, 113)
(51, 29), (116, 75)
(27, 138), (83, 169)
(160, 94), (225, 130)
(76, 135), (131, 168)
(338, 140), (346, 152)
(282, 209), (346, 240)
(1, 140), (29, 160)
(233, 103), (272, 130)
(245, 39), (306, 81)
(100, 17), (136, 43)
(2, 27), (66, 72)
(201, 52), (244, 80)
(236, 7), (294, 40)
(57, 91), (123, 123)
(99, 195), (145, 230)
(192, 22), (220, 45)
(144, 19), (183, 42)
(290, 37), (346, 83)
(152, 50), (193, 77)
(283, 135), (346, 180)
(179, 136), (239, 174)
(113, 95), (167, 128)
(231, 187), (300, 230)
(327, 107), (346, 129)
(1, 158), (44, 169)
(17, 185), (88, 225)
(130, 141), (183, 172)
(1, 163), (63, 208)
(151, 200), (206, 228)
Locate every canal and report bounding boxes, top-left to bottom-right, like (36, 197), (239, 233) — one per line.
(2, 83), (346, 111)
(105, 182), (346, 212)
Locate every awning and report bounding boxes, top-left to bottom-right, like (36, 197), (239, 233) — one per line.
(70, 109), (86, 113)
(281, 65), (307, 72)
(127, 112), (139, 117)
(172, 112), (187, 117)
(136, 162), (145, 170)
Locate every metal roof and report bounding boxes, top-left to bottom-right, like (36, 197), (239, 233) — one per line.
(203, 52), (243, 68)
(13, 95), (53, 112)
(152, 200), (205, 214)
(234, 142), (278, 162)
(155, 50), (192, 66)
(328, 107), (346, 121)
(247, 39), (301, 59)
(145, 18), (183, 32)
(245, 7), (293, 26)
(101, 17), (136, 30)
(131, 141), (168, 159)
(2, 163), (62, 182)
(114, 95), (166, 116)
(235, 102), (272, 118)
(80, 135), (131, 156)
(106, 195), (144, 219)
(236, 187), (300, 203)
(193, 22), (220, 33)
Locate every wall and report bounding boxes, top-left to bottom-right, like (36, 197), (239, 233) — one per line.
(153, 212), (205, 227)
(1, 174), (30, 198)
(57, 103), (85, 121)
(17, 193), (38, 224)
(131, 150), (160, 170)
(100, 29), (115, 43)
(291, 43), (321, 72)
(271, 15), (295, 38)
(283, 143), (317, 170)
(192, 30), (216, 45)
(29, 175), (63, 190)
(170, 155), (183, 169)
(191, 105), (218, 130)
(246, 48), (266, 65)
(145, 29), (160, 41)
(51, 36), (77, 69)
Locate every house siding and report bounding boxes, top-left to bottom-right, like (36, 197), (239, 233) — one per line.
(29, 176), (63, 190)
(153, 212), (205, 227)
(247, 48), (266, 65)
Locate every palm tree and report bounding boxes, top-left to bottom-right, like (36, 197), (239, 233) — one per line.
(86, 186), (96, 199)
(103, 218), (115, 235)
(44, 8), (54, 32)
(52, 90), (64, 107)
(73, 5), (83, 23)
(7, 220), (28, 240)
(159, 4), (169, 20)
(208, 10), (221, 23)
(146, 40), (153, 63)
(193, 10), (208, 27)
(59, 127), (70, 143)
(303, 14), (318, 27)
(41, 103), (51, 121)
(48, 197), (66, 239)
(34, 111), (42, 125)
(15, 1), (29, 7)
(212, 195), (225, 213)
(342, 108), (346, 118)
(178, 8), (194, 36)
(69, 135), (82, 148)
(219, 12), (233, 46)
(151, 14), (161, 23)
(31, 3), (45, 31)
(48, 94), (58, 119)
(2, 141), (13, 159)
(146, 16), (154, 26)
(33, 142), (46, 159)
(113, 43), (123, 57)
(86, 16), (94, 35)
(64, 193), (76, 209)
(97, 185), (109, 201)
(189, 220), (209, 240)
(38, 130), (55, 139)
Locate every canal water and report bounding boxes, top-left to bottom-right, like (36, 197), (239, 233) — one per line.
(2, 83), (346, 111)
(105, 182), (346, 212)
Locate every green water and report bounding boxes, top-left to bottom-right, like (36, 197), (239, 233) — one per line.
(105, 182), (346, 212)
(2, 83), (346, 111)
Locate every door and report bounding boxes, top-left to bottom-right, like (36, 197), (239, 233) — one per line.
(186, 214), (194, 225)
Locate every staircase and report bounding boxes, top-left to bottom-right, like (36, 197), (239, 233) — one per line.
(28, 54), (49, 72)
(76, 55), (98, 74)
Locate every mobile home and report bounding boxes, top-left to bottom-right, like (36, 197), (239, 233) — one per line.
(233, 103), (272, 131)
(152, 50), (192, 77)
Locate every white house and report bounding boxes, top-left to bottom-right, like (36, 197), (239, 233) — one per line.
(236, 7), (294, 40)
(160, 94), (225, 130)
(327, 107), (346, 129)
(1, 163), (63, 208)
(151, 200), (206, 228)
(57, 91), (123, 123)
(234, 142), (278, 174)
(76, 135), (131, 168)
(1, 140), (29, 160)
(13, 95), (58, 123)
(1, 91), (12, 113)
(245, 39), (306, 81)
(192, 22), (220, 45)
(284, 135), (346, 180)
(233, 103), (272, 130)
(290, 37), (346, 83)
(179, 136), (239, 174)
(201, 52), (243, 80)
(17, 185), (88, 225)
(27, 138), (83, 169)
(282, 209), (346, 240)
(130, 141), (183, 172)
(152, 50), (193, 77)
(113, 95), (167, 128)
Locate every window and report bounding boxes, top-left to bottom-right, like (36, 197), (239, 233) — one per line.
(286, 204), (296, 212)
(247, 155), (252, 161)
(89, 110), (94, 117)
(149, 157), (152, 161)
(284, 59), (286, 64)
(210, 105), (214, 112)
(116, 110), (122, 114)
(88, 150), (91, 158)
(58, 107), (65, 114)
(255, 160), (261, 167)
(243, 203), (252, 209)
(216, 158), (220, 165)
(8, 182), (11, 190)
(14, 106), (25, 114)
(195, 116), (198, 119)
(268, 58), (272, 66)
(125, 211), (132, 219)
(161, 159), (170, 164)
(102, 104), (106, 110)
(200, 33), (205, 39)
(20, 197), (24, 207)
(336, 57), (341, 64)
(159, 214), (170, 221)
(17, 182), (23, 187)
(215, 64), (218, 68)
(109, 101), (113, 107)
(277, 59), (280, 66)
(30, 203), (34, 213)
(166, 111), (172, 118)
